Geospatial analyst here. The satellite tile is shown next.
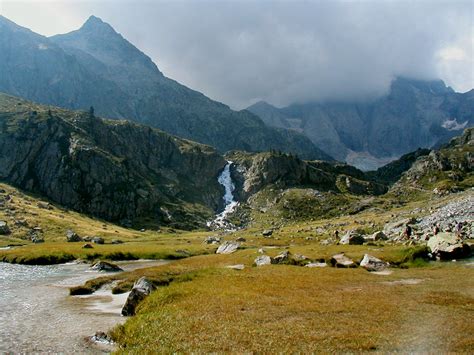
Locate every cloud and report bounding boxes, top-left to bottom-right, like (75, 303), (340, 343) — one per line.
(2, 0), (473, 108)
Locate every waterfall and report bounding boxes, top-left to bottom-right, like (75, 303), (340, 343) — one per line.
(208, 161), (238, 229)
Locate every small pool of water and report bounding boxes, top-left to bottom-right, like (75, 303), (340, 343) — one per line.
(0, 260), (168, 353)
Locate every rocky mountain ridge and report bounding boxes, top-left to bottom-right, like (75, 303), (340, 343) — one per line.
(0, 15), (330, 161)
(248, 78), (473, 169)
(0, 93), (225, 229)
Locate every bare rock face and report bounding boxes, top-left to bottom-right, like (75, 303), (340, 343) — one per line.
(0, 94), (225, 229)
(427, 233), (471, 260)
(360, 254), (389, 271)
(330, 253), (357, 268)
(121, 277), (155, 316)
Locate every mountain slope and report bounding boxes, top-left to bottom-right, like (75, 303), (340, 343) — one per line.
(0, 93), (226, 229)
(0, 15), (330, 160)
(248, 78), (473, 169)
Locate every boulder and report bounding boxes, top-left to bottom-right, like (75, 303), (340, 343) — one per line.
(272, 251), (291, 264)
(305, 262), (327, 268)
(226, 264), (245, 270)
(254, 255), (272, 266)
(262, 229), (273, 237)
(37, 202), (53, 210)
(111, 239), (123, 244)
(90, 331), (113, 345)
(235, 237), (246, 242)
(31, 235), (44, 243)
(340, 230), (365, 245)
(427, 232), (471, 260)
(66, 229), (82, 242)
(0, 221), (11, 235)
(82, 243), (94, 249)
(91, 261), (123, 272)
(330, 253), (357, 268)
(121, 277), (155, 316)
(216, 241), (240, 254)
(365, 231), (388, 242)
(204, 235), (221, 244)
(360, 254), (389, 271)
(91, 237), (105, 244)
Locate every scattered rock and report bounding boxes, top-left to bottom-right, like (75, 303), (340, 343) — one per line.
(216, 241), (240, 254)
(360, 254), (389, 271)
(37, 201), (53, 210)
(121, 277), (155, 316)
(111, 239), (123, 244)
(305, 262), (327, 268)
(254, 255), (272, 266)
(226, 264), (245, 270)
(66, 229), (82, 242)
(82, 243), (94, 249)
(14, 219), (28, 227)
(262, 229), (273, 237)
(91, 261), (123, 272)
(365, 231), (388, 242)
(272, 250), (291, 264)
(91, 237), (105, 244)
(204, 235), (221, 244)
(0, 221), (11, 235)
(340, 230), (365, 245)
(31, 235), (44, 243)
(235, 237), (246, 242)
(258, 248), (265, 254)
(90, 331), (113, 345)
(427, 232), (471, 260)
(330, 253), (357, 268)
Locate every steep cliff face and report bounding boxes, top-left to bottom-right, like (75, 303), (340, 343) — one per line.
(227, 151), (386, 201)
(0, 94), (225, 229)
(0, 15), (330, 161)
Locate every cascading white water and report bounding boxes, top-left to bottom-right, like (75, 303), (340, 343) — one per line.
(208, 161), (238, 229)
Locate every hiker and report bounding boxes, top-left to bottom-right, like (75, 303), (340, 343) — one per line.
(334, 230), (339, 239)
(403, 224), (412, 239)
(455, 221), (464, 237)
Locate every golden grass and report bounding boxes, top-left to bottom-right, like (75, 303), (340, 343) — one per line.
(109, 252), (473, 353)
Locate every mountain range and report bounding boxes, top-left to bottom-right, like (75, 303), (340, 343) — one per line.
(0, 15), (330, 161)
(248, 78), (473, 170)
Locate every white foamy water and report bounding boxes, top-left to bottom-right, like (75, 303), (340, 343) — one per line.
(0, 260), (167, 353)
(208, 161), (239, 230)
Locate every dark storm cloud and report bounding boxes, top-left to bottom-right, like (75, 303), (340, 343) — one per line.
(4, 0), (473, 108)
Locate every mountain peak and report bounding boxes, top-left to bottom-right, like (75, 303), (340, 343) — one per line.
(80, 15), (116, 34)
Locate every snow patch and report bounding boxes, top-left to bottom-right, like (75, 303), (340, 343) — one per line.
(442, 118), (468, 131)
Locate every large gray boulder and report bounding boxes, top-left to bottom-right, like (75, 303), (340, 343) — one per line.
(271, 251), (291, 264)
(91, 236), (105, 244)
(360, 254), (389, 271)
(66, 229), (82, 242)
(254, 255), (272, 266)
(216, 241), (240, 254)
(427, 232), (471, 260)
(340, 230), (365, 245)
(330, 253), (357, 268)
(90, 261), (123, 272)
(365, 231), (388, 242)
(121, 277), (155, 316)
(0, 221), (11, 235)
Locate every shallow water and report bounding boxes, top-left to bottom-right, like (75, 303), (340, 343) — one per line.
(0, 260), (167, 353)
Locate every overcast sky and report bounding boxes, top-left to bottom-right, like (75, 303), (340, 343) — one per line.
(1, 0), (472, 109)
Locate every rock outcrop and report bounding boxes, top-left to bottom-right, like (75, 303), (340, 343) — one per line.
(427, 233), (471, 260)
(360, 254), (389, 271)
(0, 94), (225, 229)
(330, 253), (357, 268)
(121, 277), (155, 316)
(91, 261), (123, 272)
(216, 242), (240, 254)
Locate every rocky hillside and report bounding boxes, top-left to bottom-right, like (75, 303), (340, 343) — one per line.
(0, 15), (330, 161)
(248, 78), (473, 169)
(0, 93), (226, 229)
(390, 127), (473, 199)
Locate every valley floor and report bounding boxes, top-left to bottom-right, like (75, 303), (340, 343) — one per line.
(0, 183), (473, 353)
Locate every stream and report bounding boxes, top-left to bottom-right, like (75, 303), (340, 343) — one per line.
(0, 260), (167, 353)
